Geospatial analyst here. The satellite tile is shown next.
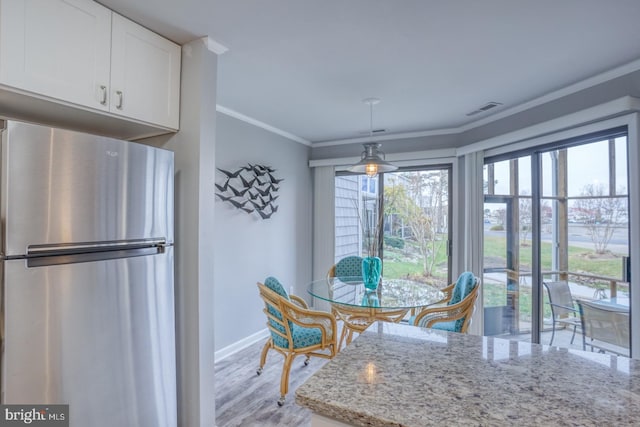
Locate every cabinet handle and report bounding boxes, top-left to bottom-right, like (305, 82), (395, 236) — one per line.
(99, 85), (107, 105)
(115, 91), (124, 110)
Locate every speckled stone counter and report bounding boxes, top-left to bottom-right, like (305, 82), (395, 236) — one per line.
(296, 322), (640, 426)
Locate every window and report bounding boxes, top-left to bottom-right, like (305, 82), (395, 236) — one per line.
(335, 166), (452, 287)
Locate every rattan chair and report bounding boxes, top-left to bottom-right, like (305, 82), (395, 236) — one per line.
(413, 273), (479, 333)
(257, 277), (337, 406)
(543, 281), (582, 346)
(577, 299), (629, 356)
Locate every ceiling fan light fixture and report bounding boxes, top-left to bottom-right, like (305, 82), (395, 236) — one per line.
(348, 98), (397, 178)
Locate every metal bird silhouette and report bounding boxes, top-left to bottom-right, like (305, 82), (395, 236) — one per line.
(237, 205), (254, 213)
(215, 163), (281, 219)
(255, 208), (273, 220)
(239, 174), (257, 188)
(214, 180), (229, 192)
(267, 173), (284, 184)
(249, 164), (268, 176)
(248, 199), (264, 210)
(217, 167), (243, 179)
(215, 193), (233, 202)
(254, 186), (270, 197)
(229, 184), (250, 197)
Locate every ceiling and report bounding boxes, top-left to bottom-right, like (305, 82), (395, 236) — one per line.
(98, 0), (640, 145)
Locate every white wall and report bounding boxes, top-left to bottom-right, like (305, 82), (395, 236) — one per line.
(213, 112), (312, 352)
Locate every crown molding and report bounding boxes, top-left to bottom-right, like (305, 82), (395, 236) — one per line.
(202, 36), (228, 55)
(216, 105), (312, 146)
(456, 96), (640, 156)
(312, 127), (459, 148)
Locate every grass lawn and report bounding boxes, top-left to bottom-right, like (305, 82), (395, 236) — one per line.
(385, 234), (626, 282)
(383, 234), (627, 319)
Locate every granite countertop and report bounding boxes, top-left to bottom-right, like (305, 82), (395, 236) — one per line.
(295, 322), (640, 426)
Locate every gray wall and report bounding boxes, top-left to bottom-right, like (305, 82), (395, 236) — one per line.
(213, 113), (313, 351)
(144, 39), (219, 427)
(165, 40), (218, 427)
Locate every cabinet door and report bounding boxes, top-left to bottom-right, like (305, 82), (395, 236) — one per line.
(0, 0), (111, 111)
(110, 14), (181, 129)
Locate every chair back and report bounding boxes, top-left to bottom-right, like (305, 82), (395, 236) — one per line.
(328, 256), (363, 281)
(258, 277), (293, 350)
(543, 281), (575, 318)
(452, 277), (479, 332)
(449, 272), (477, 305)
(577, 300), (629, 350)
(415, 275), (479, 333)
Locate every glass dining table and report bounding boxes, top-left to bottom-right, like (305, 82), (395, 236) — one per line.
(308, 276), (445, 348)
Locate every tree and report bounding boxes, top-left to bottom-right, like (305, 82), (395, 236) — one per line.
(573, 183), (626, 254)
(519, 194), (532, 246)
(384, 171), (448, 277)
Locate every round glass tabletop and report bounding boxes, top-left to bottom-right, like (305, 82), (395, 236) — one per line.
(308, 276), (444, 310)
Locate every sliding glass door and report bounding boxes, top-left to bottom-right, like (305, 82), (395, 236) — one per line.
(482, 158), (533, 339)
(483, 129), (631, 354)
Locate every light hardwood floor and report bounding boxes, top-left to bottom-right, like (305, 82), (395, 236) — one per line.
(215, 339), (330, 427)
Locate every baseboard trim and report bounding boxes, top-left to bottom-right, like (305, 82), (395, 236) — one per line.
(215, 328), (269, 362)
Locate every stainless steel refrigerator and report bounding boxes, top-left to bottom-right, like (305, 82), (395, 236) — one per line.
(0, 120), (177, 426)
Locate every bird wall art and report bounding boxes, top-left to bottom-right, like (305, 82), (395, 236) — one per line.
(215, 164), (283, 219)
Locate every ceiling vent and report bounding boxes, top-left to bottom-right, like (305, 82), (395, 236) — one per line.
(466, 101), (503, 116)
(359, 128), (386, 135)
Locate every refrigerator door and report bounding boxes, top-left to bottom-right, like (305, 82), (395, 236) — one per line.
(1, 247), (176, 427)
(0, 120), (174, 257)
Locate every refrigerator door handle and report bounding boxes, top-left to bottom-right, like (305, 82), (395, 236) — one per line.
(26, 238), (167, 257)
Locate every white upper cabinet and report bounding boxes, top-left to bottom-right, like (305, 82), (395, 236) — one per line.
(0, 0), (112, 111)
(110, 14), (181, 130)
(0, 0), (180, 131)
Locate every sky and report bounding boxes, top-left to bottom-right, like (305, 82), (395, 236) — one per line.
(488, 137), (628, 197)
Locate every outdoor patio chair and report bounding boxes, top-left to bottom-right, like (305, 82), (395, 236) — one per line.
(543, 281), (582, 346)
(257, 277), (338, 406)
(576, 299), (629, 356)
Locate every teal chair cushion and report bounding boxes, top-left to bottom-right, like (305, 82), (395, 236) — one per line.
(431, 321), (458, 332)
(449, 272), (477, 305)
(415, 315), (466, 332)
(271, 323), (323, 349)
(264, 277), (289, 339)
(334, 256), (363, 281)
(265, 276), (289, 299)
